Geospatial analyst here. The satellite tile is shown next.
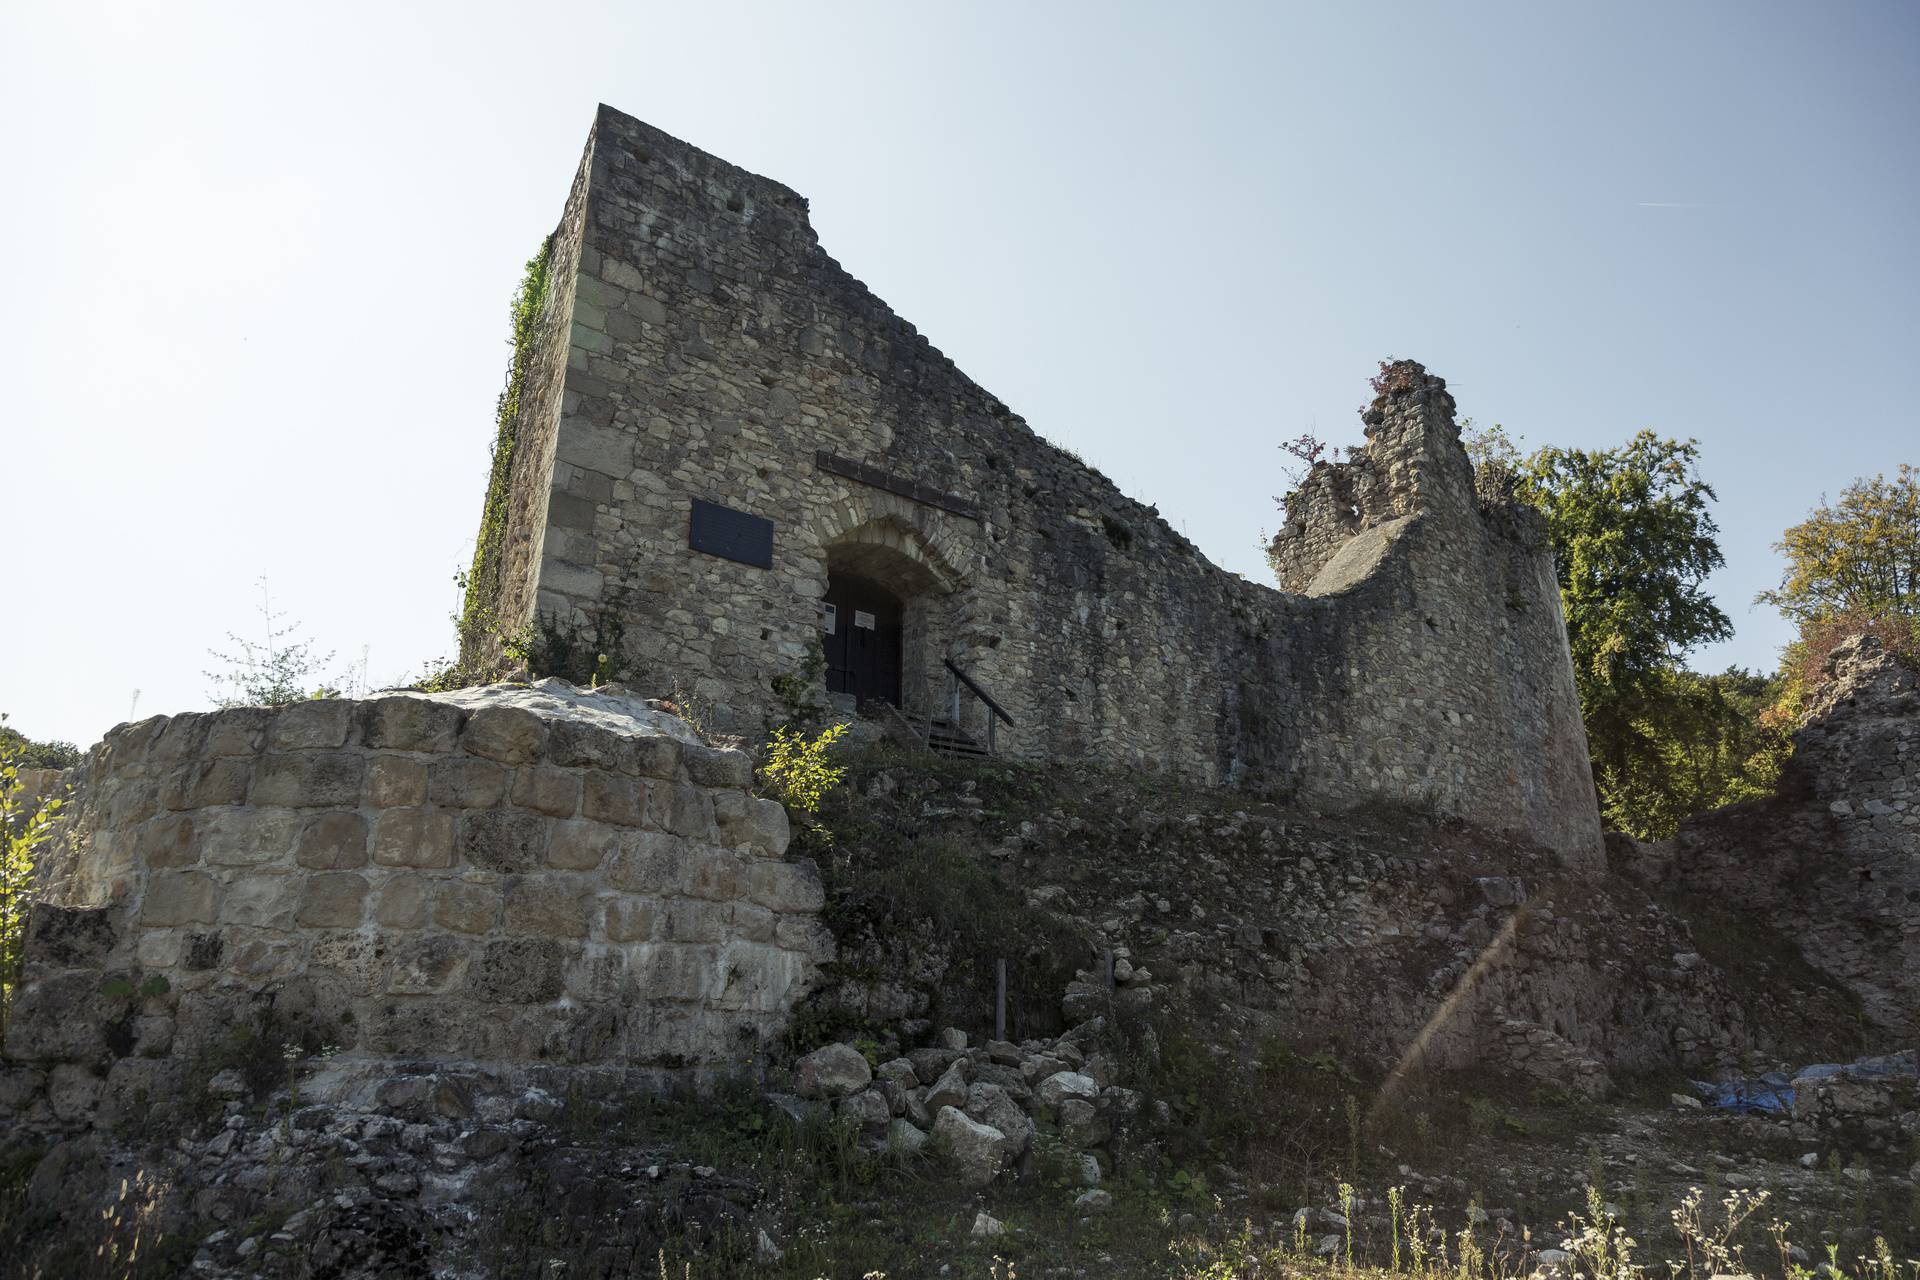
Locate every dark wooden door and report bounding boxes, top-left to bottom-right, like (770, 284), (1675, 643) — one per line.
(822, 574), (903, 706)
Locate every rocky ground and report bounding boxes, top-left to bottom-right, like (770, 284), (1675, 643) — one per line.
(3, 744), (1915, 1278)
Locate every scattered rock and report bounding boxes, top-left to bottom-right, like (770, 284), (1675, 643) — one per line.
(794, 1043), (873, 1099)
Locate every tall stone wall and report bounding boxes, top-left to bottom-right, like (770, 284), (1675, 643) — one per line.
(1671, 635), (1920, 1037)
(469, 104), (1602, 867)
(2, 683), (831, 1114)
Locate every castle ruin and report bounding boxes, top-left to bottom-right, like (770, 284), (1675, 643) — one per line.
(463, 105), (1604, 867)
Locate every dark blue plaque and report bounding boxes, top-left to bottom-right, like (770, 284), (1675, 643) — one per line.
(688, 498), (774, 569)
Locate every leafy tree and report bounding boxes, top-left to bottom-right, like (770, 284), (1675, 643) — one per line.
(1757, 464), (1920, 625)
(2, 714), (67, 1032)
(205, 576), (339, 708)
(1514, 433), (1737, 836)
(0, 723), (79, 771)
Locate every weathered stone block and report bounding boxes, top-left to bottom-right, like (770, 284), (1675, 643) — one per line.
(547, 720), (624, 769)
(731, 902), (775, 944)
(205, 707), (271, 756)
(582, 771), (645, 826)
(270, 701), (354, 751)
(151, 713), (211, 765)
(606, 830), (682, 894)
(459, 810), (549, 873)
(469, 938), (565, 1003)
(683, 846), (747, 901)
(462, 706), (548, 764)
(651, 784), (714, 838)
(683, 744), (752, 790)
(433, 881), (501, 935)
(664, 899), (730, 944)
(602, 896), (658, 943)
(163, 757), (252, 810)
(547, 819), (617, 870)
(296, 812), (369, 869)
(374, 874), (430, 929)
(3, 972), (108, 1062)
(366, 755), (428, 808)
(564, 949), (630, 1002)
(252, 753), (366, 808)
(363, 696), (465, 753)
(25, 906), (118, 967)
(389, 935), (470, 994)
(296, 873), (370, 928)
(627, 735), (683, 781)
(135, 814), (199, 867)
(428, 758), (508, 808)
(512, 766), (581, 817)
(503, 878), (591, 939)
(141, 871), (222, 925)
(631, 943), (723, 1002)
(372, 808), (456, 869)
(200, 807), (302, 867)
(749, 859), (825, 913)
(219, 874), (299, 928)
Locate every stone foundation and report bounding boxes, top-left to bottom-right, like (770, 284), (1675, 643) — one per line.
(2, 682), (831, 1118)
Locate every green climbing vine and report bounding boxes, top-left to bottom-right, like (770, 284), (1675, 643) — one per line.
(459, 239), (555, 670)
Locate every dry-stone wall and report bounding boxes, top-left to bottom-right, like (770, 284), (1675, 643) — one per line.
(460, 104), (1603, 867)
(1670, 635), (1920, 1038)
(2, 682), (831, 1118)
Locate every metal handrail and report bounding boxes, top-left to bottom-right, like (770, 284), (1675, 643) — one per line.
(942, 659), (1014, 726)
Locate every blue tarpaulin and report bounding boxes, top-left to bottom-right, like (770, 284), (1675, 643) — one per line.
(1692, 1051), (1918, 1115)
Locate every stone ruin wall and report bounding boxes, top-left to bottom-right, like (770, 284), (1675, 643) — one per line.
(1666, 635), (1920, 1038)
(481, 105), (1602, 866)
(2, 686), (832, 1122)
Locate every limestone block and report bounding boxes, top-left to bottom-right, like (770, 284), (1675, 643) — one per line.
(252, 753), (366, 808)
(3, 972), (108, 1062)
(374, 875), (430, 929)
(731, 902), (775, 943)
(366, 756), (428, 808)
(511, 766), (582, 818)
(219, 873), (300, 928)
(582, 771), (645, 826)
(683, 744), (752, 790)
(141, 871), (222, 926)
(631, 943), (723, 1002)
(459, 810), (549, 873)
(205, 707), (271, 757)
(428, 758), (508, 809)
(200, 807), (301, 867)
(296, 873), (370, 928)
(602, 897), (658, 943)
(664, 899), (730, 944)
(389, 936), (470, 994)
(931, 1105), (1009, 1187)
(295, 812), (369, 869)
(151, 713), (211, 765)
(628, 736), (683, 782)
(135, 814), (199, 868)
(965, 1082), (1034, 1157)
(433, 881), (501, 935)
(306, 931), (382, 994)
(162, 758), (252, 810)
(463, 706), (549, 765)
(372, 808), (456, 869)
(749, 859), (825, 913)
(651, 783), (714, 839)
(546, 720), (625, 770)
(607, 830), (682, 894)
(503, 878), (591, 939)
(682, 846), (747, 901)
(270, 701), (354, 751)
(547, 819), (617, 870)
(468, 938), (566, 1003)
(363, 696), (465, 753)
(564, 948), (630, 1002)
(24, 906), (118, 968)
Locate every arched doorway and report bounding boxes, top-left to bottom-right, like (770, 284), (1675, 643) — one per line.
(822, 572), (904, 706)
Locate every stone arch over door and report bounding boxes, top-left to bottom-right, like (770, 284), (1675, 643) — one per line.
(812, 508), (970, 718)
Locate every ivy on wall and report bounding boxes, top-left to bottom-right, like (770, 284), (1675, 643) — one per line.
(458, 240), (555, 671)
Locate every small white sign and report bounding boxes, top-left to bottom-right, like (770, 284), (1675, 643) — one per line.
(854, 610), (876, 630)
(819, 602), (836, 634)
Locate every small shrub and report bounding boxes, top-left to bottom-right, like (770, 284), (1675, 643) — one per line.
(762, 722), (850, 821)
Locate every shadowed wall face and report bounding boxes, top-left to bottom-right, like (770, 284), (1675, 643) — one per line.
(480, 105), (1603, 867)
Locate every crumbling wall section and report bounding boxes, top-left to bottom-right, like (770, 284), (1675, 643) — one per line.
(2, 684), (832, 1120)
(490, 106), (1602, 866)
(1673, 635), (1920, 1037)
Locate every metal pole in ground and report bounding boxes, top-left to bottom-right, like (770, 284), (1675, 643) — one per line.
(995, 958), (1007, 1042)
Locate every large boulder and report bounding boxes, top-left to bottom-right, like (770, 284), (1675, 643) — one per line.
(964, 1082), (1033, 1158)
(931, 1105), (1009, 1187)
(794, 1043), (872, 1099)
(1035, 1070), (1099, 1111)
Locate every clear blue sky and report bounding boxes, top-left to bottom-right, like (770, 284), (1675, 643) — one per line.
(3, 1), (1915, 749)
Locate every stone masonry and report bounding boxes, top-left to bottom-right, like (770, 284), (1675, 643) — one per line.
(2, 682), (831, 1119)
(461, 105), (1602, 868)
(1670, 634), (1920, 1038)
